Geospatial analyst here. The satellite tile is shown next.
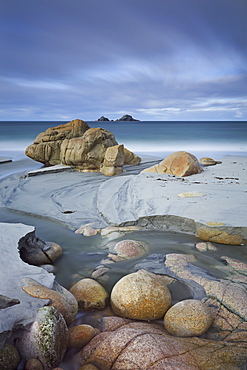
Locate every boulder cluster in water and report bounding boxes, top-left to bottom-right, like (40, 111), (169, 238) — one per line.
(1, 222), (247, 369)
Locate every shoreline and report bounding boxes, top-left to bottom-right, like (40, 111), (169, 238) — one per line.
(0, 154), (246, 244)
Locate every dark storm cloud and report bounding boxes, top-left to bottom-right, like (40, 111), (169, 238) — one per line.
(0, 0), (246, 120)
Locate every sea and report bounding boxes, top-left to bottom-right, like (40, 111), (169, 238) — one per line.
(0, 120), (247, 369)
(1, 120), (247, 164)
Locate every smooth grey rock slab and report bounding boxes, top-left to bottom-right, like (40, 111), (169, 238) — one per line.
(27, 164), (74, 176)
(0, 222), (55, 349)
(0, 157), (12, 164)
(97, 156), (247, 230)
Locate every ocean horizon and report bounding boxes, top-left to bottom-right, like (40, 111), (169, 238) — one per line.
(1, 120), (247, 164)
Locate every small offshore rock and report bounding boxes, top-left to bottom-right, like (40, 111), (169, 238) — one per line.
(25, 358), (44, 369)
(195, 241), (217, 252)
(70, 278), (108, 311)
(0, 343), (21, 370)
(110, 269), (172, 320)
(164, 299), (213, 337)
(97, 116), (110, 121)
(115, 114), (139, 121)
(68, 324), (99, 351)
(18, 306), (68, 370)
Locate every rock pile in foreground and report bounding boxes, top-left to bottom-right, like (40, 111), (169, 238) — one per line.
(1, 222), (247, 369)
(25, 119), (141, 175)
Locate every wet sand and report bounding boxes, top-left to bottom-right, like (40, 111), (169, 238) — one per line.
(0, 155), (246, 235)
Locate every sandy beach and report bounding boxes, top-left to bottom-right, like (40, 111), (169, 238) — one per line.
(0, 154), (246, 243)
(1, 152), (247, 369)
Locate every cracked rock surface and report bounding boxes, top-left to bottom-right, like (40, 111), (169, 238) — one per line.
(79, 317), (247, 369)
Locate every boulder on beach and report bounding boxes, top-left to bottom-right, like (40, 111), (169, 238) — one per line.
(142, 151), (203, 177)
(25, 119), (140, 175)
(25, 119), (90, 166)
(70, 278), (108, 311)
(17, 306), (68, 370)
(109, 239), (149, 261)
(19, 230), (62, 265)
(110, 270), (172, 320)
(164, 299), (213, 337)
(22, 278), (78, 326)
(199, 157), (222, 166)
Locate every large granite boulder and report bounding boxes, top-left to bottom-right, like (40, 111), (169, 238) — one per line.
(79, 317), (247, 369)
(110, 270), (172, 320)
(25, 119), (140, 175)
(142, 151), (203, 177)
(60, 127), (118, 171)
(25, 119), (90, 166)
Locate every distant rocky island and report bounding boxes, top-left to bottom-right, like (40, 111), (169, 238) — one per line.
(97, 114), (140, 122)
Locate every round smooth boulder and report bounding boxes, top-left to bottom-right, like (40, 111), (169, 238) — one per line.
(110, 270), (172, 320)
(25, 358), (43, 369)
(142, 151), (203, 177)
(164, 299), (213, 337)
(18, 306), (68, 370)
(70, 278), (108, 311)
(68, 324), (99, 351)
(113, 239), (149, 260)
(0, 343), (20, 370)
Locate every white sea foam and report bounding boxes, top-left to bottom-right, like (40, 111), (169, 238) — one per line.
(123, 140), (247, 158)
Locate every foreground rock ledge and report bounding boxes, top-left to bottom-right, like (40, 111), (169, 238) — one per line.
(0, 223), (55, 349)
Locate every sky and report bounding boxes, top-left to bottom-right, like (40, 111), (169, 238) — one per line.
(0, 0), (247, 121)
